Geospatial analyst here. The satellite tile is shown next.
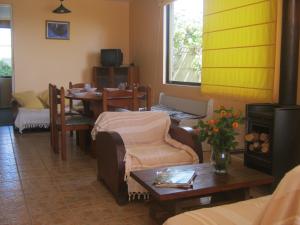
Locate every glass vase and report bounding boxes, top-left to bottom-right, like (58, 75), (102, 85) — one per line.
(211, 148), (231, 174)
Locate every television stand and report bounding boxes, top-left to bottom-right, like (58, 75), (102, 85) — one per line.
(92, 65), (139, 90)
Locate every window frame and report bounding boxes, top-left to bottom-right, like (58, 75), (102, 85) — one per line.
(165, 4), (201, 87)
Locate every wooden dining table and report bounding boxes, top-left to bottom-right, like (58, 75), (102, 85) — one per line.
(65, 88), (149, 120)
(65, 91), (103, 120)
(65, 88), (149, 156)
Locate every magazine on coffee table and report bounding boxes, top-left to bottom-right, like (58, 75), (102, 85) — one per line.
(153, 169), (196, 188)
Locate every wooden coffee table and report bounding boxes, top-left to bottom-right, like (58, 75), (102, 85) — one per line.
(130, 163), (274, 223)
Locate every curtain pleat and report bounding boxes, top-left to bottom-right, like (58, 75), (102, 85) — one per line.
(201, 0), (278, 102)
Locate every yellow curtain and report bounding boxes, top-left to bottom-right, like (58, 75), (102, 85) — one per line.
(201, 0), (278, 102)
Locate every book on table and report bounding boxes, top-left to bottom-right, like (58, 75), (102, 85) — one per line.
(153, 169), (196, 188)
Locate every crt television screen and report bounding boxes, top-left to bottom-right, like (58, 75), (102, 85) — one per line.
(101, 49), (123, 67)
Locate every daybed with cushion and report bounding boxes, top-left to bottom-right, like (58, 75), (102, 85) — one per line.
(152, 93), (214, 127)
(12, 89), (81, 133)
(14, 107), (50, 133)
(92, 111), (203, 204)
(12, 90), (50, 133)
(164, 165), (300, 225)
(152, 93), (214, 152)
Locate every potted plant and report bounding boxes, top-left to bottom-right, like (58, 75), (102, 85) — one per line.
(195, 106), (243, 174)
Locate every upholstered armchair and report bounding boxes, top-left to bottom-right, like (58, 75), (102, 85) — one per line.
(92, 111), (203, 204)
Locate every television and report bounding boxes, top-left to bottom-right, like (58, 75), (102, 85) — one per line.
(100, 49), (123, 67)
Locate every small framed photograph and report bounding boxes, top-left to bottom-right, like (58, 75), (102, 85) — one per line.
(46, 20), (70, 40)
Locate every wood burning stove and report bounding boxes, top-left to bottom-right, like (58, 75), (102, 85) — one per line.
(245, 104), (300, 185)
(244, 0), (300, 186)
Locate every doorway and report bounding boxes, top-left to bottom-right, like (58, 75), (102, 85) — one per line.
(0, 4), (13, 125)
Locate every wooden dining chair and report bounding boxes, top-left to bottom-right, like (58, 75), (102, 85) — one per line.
(49, 83), (57, 152)
(68, 82), (86, 114)
(102, 87), (139, 112)
(49, 84), (94, 160)
(68, 82), (87, 137)
(137, 85), (152, 111)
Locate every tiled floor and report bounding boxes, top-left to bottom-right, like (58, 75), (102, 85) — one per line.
(0, 126), (264, 225)
(0, 126), (156, 225)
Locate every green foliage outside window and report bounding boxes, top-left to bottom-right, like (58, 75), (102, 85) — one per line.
(172, 15), (202, 82)
(0, 60), (12, 77)
(174, 21), (202, 72)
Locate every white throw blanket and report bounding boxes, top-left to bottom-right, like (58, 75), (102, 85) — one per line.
(91, 111), (199, 199)
(15, 107), (50, 133)
(164, 165), (300, 225)
(254, 165), (300, 225)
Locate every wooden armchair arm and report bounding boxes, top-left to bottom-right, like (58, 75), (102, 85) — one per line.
(96, 131), (128, 204)
(169, 125), (203, 163)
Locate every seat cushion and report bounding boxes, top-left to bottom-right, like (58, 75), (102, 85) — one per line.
(127, 143), (196, 169)
(38, 90), (50, 108)
(164, 195), (271, 225)
(13, 91), (44, 109)
(57, 115), (94, 126)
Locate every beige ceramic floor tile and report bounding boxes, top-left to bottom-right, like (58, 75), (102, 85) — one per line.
(31, 208), (74, 225)
(0, 127), (257, 225)
(0, 181), (22, 193)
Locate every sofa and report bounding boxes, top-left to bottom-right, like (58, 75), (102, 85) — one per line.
(14, 107), (50, 133)
(164, 165), (300, 225)
(92, 111), (203, 204)
(151, 93), (214, 127)
(12, 89), (82, 133)
(11, 90), (50, 133)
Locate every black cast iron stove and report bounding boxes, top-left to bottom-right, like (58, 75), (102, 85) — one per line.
(244, 0), (300, 186)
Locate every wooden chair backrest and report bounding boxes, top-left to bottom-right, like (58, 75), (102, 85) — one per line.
(59, 87), (66, 128)
(102, 87), (139, 112)
(68, 82), (96, 110)
(137, 85), (152, 111)
(69, 82), (85, 89)
(49, 83), (61, 149)
(49, 83), (55, 147)
(49, 83), (58, 128)
(49, 84), (65, 127)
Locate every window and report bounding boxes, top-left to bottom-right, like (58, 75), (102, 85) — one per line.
(165, 0), (203, 85)
(0, 27), (12, 77)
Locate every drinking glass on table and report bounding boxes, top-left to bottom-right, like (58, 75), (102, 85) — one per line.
(84, 83), (91, 91)
(118, 82), (127, 90)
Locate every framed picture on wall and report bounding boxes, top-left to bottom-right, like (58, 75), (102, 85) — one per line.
(46, 20), (70, 40)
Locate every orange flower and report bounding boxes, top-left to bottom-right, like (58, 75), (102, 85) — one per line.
(220, 110), (226, 117)
(234, 110), (242, 118)
(208, 119), (216, 125)
(213, 128), (219, 133)
(232, 122), (239, 128)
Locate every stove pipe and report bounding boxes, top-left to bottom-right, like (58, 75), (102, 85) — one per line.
(279, 0), (300, 106)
